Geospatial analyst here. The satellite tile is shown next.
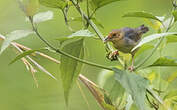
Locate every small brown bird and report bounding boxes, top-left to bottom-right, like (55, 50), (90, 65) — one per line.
(104, 25), (149, 70)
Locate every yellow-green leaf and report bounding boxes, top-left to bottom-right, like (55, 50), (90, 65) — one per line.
(149, 56), (177, 67)
(172, 11), (177, 22)
(167, 71), (177, 82)
(39, 0), (67, 9)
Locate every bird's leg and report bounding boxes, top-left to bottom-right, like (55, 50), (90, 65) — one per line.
(128, 54), (135, 71)
(106, 50), (119, 61)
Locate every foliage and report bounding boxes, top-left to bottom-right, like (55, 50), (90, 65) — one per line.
(0, 0), (177, 110)
(60, 38), (85, 104)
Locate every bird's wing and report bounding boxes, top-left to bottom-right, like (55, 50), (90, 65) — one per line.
(123, 27), (140, 42)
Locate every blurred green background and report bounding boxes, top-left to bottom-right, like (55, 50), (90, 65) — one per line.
(0, 0), (177, 110)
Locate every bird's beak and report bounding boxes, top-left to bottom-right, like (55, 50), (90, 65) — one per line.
(104, 36), (110, 43)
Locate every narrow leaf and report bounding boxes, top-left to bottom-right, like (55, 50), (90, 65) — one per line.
(132, 32), (177, 52)
(90, 0), (122, 11)
(68, 30), (95, 38)
(113, 68), (149, 110)
(172, 11), (177, 22)
(39, 0), (67, 9)
(32, 11), (53, 24)
(9, 49), (45, 65)
(60, 38), (85, 105)
(123, 11), (161, 22)
(0, 30), (34, 54)
(149, 56), (177, 67)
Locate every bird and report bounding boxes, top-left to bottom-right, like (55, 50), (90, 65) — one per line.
(104, 24), (149, 70)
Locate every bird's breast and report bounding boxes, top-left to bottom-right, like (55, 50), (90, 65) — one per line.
(112, 38), (137, 53)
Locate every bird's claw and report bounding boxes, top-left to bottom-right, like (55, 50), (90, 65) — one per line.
(106, 50), (119, 61)
(128, 66), (134, 72)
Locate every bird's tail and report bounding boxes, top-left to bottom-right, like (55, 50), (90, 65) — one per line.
(136, 24), (149, 35)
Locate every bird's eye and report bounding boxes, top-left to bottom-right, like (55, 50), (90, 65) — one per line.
(112, 33), (116, 37)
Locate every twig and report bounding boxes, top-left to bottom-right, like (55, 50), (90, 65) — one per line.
(28, 16), (113, 71)
(70, 0), (124, 66)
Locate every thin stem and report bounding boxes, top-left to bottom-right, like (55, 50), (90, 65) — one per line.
(29, 17), (112, 71)
(70, 0), (111, 50)
(70, 0), (124, 66)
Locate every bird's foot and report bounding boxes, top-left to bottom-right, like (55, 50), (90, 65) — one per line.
(106, 50), (119, 61)
(128, 66), (134, 72)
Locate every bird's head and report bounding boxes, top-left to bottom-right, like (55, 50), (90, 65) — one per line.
(104, 30), (123, 43)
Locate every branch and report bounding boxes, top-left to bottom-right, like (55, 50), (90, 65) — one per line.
(28, 17), (112, 71)
(70, 0), (124, 66)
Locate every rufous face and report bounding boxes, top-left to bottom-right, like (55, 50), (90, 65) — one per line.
(104, 30), (123, 43)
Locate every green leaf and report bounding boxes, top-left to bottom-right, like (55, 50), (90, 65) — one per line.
(0, 30), (34, 54)
(90, 0), (122, 11)
(164, 90), (177, 100)
(149, 56), (177, 67)
(166, 35), (177, 43)
(134, 44), (154, 58)
(68, 30), (95, 38)
(123, 11), (161, 22)
(167, 71), (177, 82)
(132, 32), (177, 52)
(39, 0), (67, 9)
(32, 11), (53, 24)
(125, 95), (133, 110)
(113, 68), (149, 110)
(60, 38), (85, 105)
(9, 49), (45, 65)
(92, 18), (104, 29)
(172, 11), (177, 22)
(19, 0), (40, 16)
(109, 81), (125, 102)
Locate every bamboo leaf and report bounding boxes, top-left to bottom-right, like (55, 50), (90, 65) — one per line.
(9, 49), (45, 65)
(0, 30), (34, 54)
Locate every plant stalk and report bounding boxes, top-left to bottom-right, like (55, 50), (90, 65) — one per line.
(29, 17), (112, 71)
